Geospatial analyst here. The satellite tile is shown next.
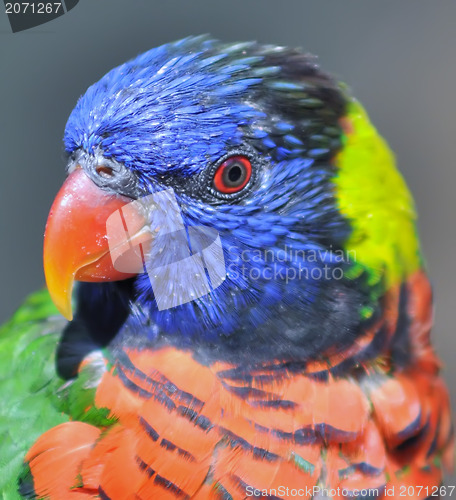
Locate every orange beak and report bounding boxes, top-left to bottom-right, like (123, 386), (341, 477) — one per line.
(44, 168), (148, 320)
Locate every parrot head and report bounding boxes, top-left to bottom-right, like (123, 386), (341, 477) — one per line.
(44, 36), (421, 369)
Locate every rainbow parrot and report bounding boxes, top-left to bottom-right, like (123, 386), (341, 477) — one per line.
(0, 36), (453, 499)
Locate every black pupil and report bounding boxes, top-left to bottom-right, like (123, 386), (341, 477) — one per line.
(226, 163), (244, 185)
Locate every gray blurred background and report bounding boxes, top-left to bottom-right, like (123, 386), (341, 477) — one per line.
(0, 0), (455, 459)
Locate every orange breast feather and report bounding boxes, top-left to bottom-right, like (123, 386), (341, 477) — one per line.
(25, 272), (453, 499)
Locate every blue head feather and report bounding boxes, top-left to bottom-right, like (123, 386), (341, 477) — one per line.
(64, 37), (372, 362)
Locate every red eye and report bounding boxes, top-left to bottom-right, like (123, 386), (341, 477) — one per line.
(213, 155), (252, 194)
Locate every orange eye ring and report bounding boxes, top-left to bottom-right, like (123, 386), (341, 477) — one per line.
(213, 155), (252, 194)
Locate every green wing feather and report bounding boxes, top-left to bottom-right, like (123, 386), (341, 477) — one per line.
(0, 290), (68, 499)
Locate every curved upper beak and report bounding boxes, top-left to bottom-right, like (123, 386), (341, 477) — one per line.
(43, 168), (147, 320)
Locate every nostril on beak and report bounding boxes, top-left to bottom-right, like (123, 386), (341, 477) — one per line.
(95, 165), (115, 178)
